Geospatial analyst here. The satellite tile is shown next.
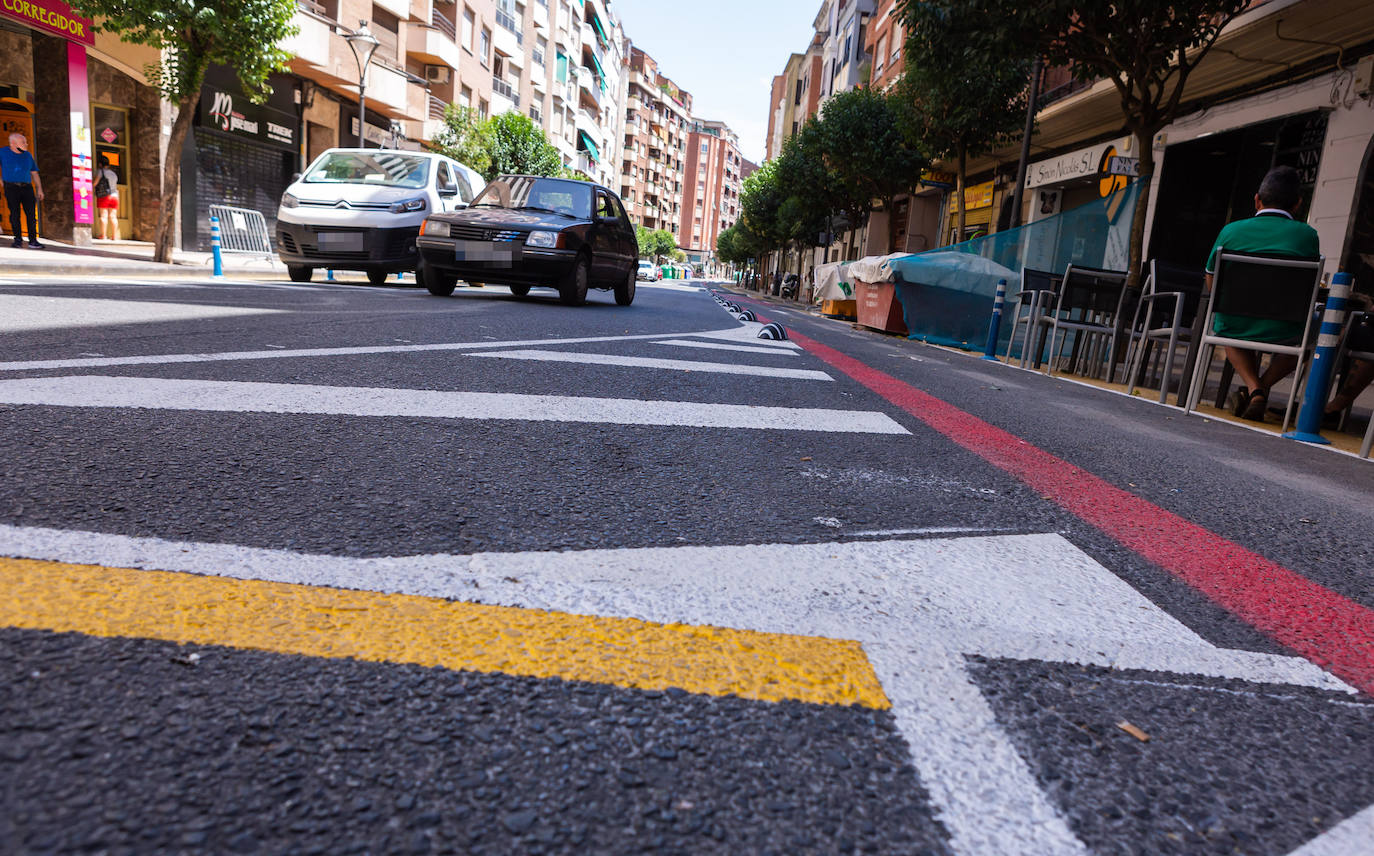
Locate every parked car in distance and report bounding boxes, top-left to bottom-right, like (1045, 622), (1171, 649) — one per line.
(276, 148), (485, 285)
(637, 260), (661, 282)
(415, 175), (638, 306)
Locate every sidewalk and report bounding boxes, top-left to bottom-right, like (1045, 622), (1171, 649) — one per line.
(0, 237), (286, 278)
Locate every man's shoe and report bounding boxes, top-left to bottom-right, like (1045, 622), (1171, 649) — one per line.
(1227, 386), (1249, 417)
(26, 241), (44, 250)
(10, 239), (21, 248)
(1242, 389), (1269, 422)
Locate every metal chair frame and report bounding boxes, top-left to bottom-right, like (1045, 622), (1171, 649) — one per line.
(1044, 265), (1131, 381)
(1124, 259), (1206, 403)
(1183, 249), (1325, 434)
(1004, 268), (1062, 369)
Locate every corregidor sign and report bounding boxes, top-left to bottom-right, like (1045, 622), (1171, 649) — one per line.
(0, 0), (95, 47)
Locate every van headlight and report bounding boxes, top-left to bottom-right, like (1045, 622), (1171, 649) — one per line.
(390, 196), (428, 214)
(280, 192), (299, 209)
(526, 230), (558, 248)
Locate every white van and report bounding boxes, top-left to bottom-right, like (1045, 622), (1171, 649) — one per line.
(276, 148), (485, 284)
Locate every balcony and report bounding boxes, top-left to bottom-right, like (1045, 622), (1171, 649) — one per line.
(405, 11), (460, 69)
(492, 75), (521, 110)
(284, 9), (331, 68)
(493, 10), (523, 57)
(576, 67), (601, 111)
(428, 93), (447, 120)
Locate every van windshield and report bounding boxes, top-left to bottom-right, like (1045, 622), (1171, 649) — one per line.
(470, 176), (593, 219)
(303, 152), (430, 189)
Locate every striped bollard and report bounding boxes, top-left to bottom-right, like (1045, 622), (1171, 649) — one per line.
(1284, 271), (1353, 445)
(209, 216), (224, 278)
(982, 278), (1007, 361)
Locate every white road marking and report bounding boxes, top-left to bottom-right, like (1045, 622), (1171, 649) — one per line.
(686, 324), (802, 349)
(847, 526), (1026, 538)
(1286, 802), (1374, 855)
(0, 295), (283, 333)
(473, 349), (831, 381)
(654, 339), (799, 356)
(0, 525), (1353, 855)
(0, 375), (908, 434)
(0, 328), (759, 372)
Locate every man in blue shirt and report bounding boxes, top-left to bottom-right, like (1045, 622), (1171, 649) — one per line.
(1, 132), (45, 249)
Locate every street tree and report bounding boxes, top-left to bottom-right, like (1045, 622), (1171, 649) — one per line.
(1028, 0), (1250, 288)
(483, 112), (564, 181)
(773, 122), (838, 262)
(427, 103), (493, 177)
(897, 0), (1033, 243)
(812, 88), (927, 251)
(71, 0), (297, 262)
(737, 160), (786, 270)
(634, 225), (677, 261)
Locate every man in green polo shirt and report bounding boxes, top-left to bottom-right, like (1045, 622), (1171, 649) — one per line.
(1204, 165), (1321, 421)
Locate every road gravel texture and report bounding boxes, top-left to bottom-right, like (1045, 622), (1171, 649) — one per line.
(0, 277), (1371, 855)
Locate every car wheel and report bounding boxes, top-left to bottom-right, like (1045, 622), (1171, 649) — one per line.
(615, 265), (636, 306)
(509, 284), (531, 298)
(419, 261), (457, 297)
(559, 257), (589, 306)
(366, 270), (389, 286)
(287, 265), (313, 283)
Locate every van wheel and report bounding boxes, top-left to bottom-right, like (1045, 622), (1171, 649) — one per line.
(559, 258), (589, 306)
(287, 265), (313, 283)
(366, 270), (388, 286)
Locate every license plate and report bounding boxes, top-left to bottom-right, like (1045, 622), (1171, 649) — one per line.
(454, 240), (513, 266)
(316, 231), (363, 251)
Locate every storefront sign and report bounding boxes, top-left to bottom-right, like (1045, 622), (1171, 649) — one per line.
(1106, 156), (1139, 177)
(920, 170), (956, 190)
(100, 127), (117, 143)
(200, 88), (297, 150)
(67, 43), (92, 225)
(0, 0), (95, 46)
(1026, 136), (1131, 189)
(947, 180), (995, 213)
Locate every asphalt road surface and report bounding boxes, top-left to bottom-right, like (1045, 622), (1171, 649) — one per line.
(1, 273), (1372, 856)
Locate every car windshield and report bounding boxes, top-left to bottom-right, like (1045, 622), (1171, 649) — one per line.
(302, 152), (430, 189)
(470, 176), (593, 219)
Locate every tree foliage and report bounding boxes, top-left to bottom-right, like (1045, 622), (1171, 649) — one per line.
(813, 88), (927, 234)
(634, 225), (678, 260)
(70, 0), (297, 261)
(427, 104), (493, 177)
(896, 0), (1033, 241)
(483, 112), (563, 182)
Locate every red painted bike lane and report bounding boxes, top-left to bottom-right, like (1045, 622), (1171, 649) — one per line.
(749, 304), (1374, 696)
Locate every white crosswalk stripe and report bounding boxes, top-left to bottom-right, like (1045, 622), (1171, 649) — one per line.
(472, 348), (831, 380)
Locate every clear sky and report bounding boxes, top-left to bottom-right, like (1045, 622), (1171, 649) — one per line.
(608, 0), (818, 164)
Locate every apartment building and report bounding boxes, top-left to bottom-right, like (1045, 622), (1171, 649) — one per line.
(681, 119), (745, 266)
(865, 0), (905, 92)
(620, 47), (692, 241)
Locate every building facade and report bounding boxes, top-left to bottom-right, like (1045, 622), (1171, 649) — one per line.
(865, 0), (904, 92)
(681, 118), (744, 268)
(619, 46), (691, 241)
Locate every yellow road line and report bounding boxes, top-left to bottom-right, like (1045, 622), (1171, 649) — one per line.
(0, 557), (889, 709)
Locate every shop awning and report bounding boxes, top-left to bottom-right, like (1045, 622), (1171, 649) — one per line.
(578, 130), (601, 163)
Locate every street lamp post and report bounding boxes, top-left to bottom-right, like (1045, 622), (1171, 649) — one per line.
(345, 20), (380, 148)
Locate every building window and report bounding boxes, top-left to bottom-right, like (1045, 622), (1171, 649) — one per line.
(530, 104), (542, 122)
(459, 85), (472, 108)
(480, 27), (491, 67)
(462, 7), (475, 52)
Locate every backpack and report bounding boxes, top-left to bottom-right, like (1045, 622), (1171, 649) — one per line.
(94, 171), (110, 198)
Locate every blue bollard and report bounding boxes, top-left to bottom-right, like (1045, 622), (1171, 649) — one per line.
(326, 269), (336, 282)
(983, 278), (1007, 361)
(209, 216), (224, 278)
(1285, 271), (1353, 445)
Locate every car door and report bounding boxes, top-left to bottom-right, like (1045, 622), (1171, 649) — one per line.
(611, 195), (635, 281)
(435, 161), (463, 213)
(592, 190), (620, 284)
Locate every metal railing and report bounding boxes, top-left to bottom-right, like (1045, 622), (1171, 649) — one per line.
(496, 8), (523, 42)
(428, 93), (447, 120)
(208, 205), (273, 259)
(430, 7), (456, 40)
(492, 76), (520, 108)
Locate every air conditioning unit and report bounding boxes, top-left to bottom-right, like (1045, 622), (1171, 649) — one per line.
(425, 65), (451, 85)
(1355, 54), (1374, 98)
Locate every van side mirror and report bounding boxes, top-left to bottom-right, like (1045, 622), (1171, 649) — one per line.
(438, 187), (458, 197)
(291, 172), (302, 182)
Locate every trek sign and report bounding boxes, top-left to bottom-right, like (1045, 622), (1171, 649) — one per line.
(0, 0), (95, 47)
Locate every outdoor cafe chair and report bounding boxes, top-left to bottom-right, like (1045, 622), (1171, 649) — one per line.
(1044, 265), (1131, 381)
(1004, 267), (1063, 369)
(1124, 259), (1206, 403)
(1327, 310), (1374, 432)
(1183, 249), (1325, 434)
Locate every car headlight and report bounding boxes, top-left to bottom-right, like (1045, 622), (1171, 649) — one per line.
(526, 230), (558, 249)
(390, 196), (428, 214)
(419, 218), (443, 237)
(280, 192), (299, 209)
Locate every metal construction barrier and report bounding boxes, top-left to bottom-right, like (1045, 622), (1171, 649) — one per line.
(208, 205), (273, 260)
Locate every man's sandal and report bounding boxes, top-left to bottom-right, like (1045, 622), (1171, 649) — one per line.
(1242, 389), (1269, 422)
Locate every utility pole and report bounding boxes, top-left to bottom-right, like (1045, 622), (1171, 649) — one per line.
(1009, 58), (1043, 229)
